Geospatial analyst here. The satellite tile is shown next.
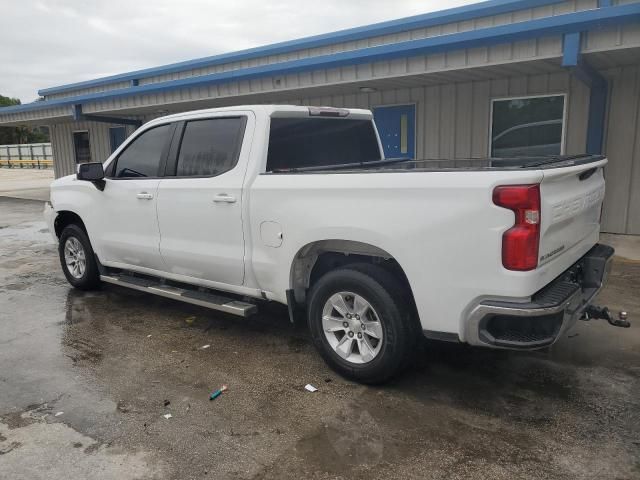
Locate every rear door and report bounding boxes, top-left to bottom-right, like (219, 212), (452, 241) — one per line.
(156, 113), (253, 285)
(538, 158), (607, 266)
(96, 123), (175, 270)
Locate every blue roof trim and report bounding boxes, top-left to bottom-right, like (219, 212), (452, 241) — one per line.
(3, 3), (638, 116)
(38, 0), (561, 96)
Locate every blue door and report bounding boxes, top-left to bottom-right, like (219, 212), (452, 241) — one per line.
(109, 126), (127, 153)
(373, 105), (416, 159)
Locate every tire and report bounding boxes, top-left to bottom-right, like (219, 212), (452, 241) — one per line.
(58, 224), (101, 290)
(307, 263), (415, 384)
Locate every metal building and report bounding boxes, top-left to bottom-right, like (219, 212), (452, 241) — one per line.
(1, 0), (639, 233)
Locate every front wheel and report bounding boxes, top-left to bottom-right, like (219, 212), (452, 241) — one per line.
(59, 224), (101, 290)
(307, 264), (415, 384)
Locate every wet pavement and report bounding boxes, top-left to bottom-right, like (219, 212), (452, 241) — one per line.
(1, 196), (639, 480)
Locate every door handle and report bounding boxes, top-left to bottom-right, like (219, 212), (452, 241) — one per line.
(136, 192), (154, 200)
(213, 194), (237, 203)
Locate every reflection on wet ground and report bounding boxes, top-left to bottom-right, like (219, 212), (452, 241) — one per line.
(1, 197), (639, 479)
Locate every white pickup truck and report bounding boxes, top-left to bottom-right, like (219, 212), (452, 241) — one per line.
(45, 105), (629, 383)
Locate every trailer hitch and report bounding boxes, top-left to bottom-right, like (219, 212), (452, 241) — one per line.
(581, 305), (631, 328)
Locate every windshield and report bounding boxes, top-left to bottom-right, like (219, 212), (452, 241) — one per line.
(266, 117), (381, 172)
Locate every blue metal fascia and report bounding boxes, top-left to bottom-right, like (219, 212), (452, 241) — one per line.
(561, 31), (581, 66)
(586, 84), (607, 154)
(37, 0), (563, 96)
(561, 31), (607, 154)
(562, 31), (606, 88)
(4, 3), (639, 116)
(598, 0), (613, 7)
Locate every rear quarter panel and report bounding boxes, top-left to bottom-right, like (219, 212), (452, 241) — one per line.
(249, 169), (549, 338)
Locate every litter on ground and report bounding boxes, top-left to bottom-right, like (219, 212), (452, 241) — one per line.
(163, 413), (172, 419)
(200, 344), (211, 349)
(209, 384), (228, 400)
(305, 384), (318, 393)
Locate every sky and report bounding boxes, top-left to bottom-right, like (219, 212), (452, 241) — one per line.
(0, 0), (479, 103)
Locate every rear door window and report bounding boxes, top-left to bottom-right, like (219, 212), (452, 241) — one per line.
(113, 124), (172, 178)
(173, 117), (246, 177)
(266, 118), (381, 171)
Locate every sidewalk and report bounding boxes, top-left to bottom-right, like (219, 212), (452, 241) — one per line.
(0, 168), (53, 201)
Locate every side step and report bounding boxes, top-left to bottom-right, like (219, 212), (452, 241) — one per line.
(100, 274), (258, 317)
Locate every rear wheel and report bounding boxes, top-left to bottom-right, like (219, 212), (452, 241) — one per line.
(59, 224), (101, 290)
(307, 264), (414, 384)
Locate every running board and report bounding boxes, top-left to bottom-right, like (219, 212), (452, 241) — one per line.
(100, 274), (258, 317)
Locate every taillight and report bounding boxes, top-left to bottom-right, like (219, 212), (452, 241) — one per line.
(493, 184), (541, 271)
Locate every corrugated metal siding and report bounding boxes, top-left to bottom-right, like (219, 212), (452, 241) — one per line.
(55, 71), (589, 171)
(50, 121), (113, 178)
(297, 71), (588, 160)
(601, 65), (640, 234)
(45, 81), (131, 101)
(40, 0), (602, 100)
(138, 0), (596, 87)
(81, 34), (565, 115)
(0, 106), (70, 125)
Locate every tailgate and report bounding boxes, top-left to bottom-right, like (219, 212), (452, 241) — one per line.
(538, 158), (607, 267)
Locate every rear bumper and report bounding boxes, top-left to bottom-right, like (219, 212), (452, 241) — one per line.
(464, 243), (614, 350)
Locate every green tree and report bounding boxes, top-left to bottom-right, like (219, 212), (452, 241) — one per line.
(0, 95), (50, 144)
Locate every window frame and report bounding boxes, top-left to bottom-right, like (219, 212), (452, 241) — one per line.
(488, 93), (568, 158)
(72, 130), (92, 164)
(162, 115), (248, 179)
(106, 122), (177, 180)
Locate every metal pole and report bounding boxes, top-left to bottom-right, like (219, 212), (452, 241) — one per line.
(30, 144), (37, 169)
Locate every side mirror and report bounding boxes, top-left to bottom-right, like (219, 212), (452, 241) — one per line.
(77, 162), (105, 190)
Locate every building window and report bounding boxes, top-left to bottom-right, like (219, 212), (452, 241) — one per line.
(73, 131), (91, 163)
(490, 95), (565, 158)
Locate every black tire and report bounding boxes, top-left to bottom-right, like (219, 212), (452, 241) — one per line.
(307, 263), (416, 384)
(58, 224), (101, 290)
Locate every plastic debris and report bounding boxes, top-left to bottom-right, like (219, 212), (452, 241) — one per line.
(209, 384), (228, 400)
(304, 384), (318, 393)
(200, 344), (211, 350)
(163, 413), (172, 419)
(185, 316), (196, 325)
(54, 411), (64, 417)
(147, 335), (152, 338)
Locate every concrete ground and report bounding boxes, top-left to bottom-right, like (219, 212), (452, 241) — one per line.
(0, 196), (638, 480)
(0, 168), (53, 201)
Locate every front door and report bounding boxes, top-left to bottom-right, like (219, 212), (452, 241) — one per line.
(95, 123), (174, 271)
(156, 114), (252, 286)
(373, 105), (416, 159)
